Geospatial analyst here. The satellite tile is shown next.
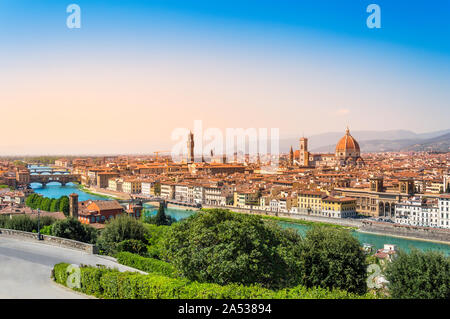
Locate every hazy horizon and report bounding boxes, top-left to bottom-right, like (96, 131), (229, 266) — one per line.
(1, 127), (448, 157)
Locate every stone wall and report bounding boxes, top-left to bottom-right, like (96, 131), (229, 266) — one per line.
(0, 228), (98, 254)
(359, 221), (450, 243)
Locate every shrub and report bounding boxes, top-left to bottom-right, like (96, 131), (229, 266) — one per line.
(162, 209), (304, 290)
(116, 240), (148, 256)
(0, 215), (56, 233)
(0, 215), (9, 228)
(116, 252), (178, 277)
(52, 263), (71, 285)
(298, 226), (368, 295)
(40, 225), (53, 235)
(143, 223), (171, 259)
(52, 263), (376, 299)
(97, 215), (148, 256)
(39, 216), (56, 227)
(385, 249), (450, 299)
(80, 266), (114, 297)
(3, 215), (36, 232)
(51, 218), (97, 244)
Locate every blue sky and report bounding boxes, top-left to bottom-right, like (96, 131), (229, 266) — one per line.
(1, 0), (449, 53)
(0, 0), (449, 154)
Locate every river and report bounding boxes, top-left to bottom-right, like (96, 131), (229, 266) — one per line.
(29, 165), (107, 201)
(28, 164), (450, 255)
(143, 204), (450, 255)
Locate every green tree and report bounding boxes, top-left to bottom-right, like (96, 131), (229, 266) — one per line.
(97, 215), (148, 255)
(385, 249), (450, 299)
(41, 197), (52, 212)
(50, 198), (60, 212)
(25, 194), (34, 208)
(59, 196), (70, 216)
(51, 218), (97, 244)
(25, 193), (42, 209)
(155, 203), (168, 225)
(298, 226), (368, 295)
(162, 209), (304, 290)
(145, 203), (175, 226)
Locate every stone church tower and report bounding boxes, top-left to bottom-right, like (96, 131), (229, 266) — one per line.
(187, 131), (195, 163)
(289, 146), (294, 165)
(69, 193), (79, 219)
(299, 137), (309, 166)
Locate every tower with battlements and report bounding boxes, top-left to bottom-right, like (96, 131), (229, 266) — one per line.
(187, 131), (195, 163)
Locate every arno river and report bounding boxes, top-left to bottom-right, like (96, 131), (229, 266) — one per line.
(31, 180), (450, 256)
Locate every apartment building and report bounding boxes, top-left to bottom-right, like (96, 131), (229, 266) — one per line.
(278, 196), (297, 213)
(205, 185), (233, 206)
(438, 194), (450, 229)
(141, 181), (154, 197)
(108, 178), (123, 192)
(321, 196), (357, 218)
(297, 190), (324, 214)
(395, 197), (439, 227)
(234, 190), (259, 208)
(187, 184), (205, 204)
(160, 182), (175, 199)
(174, 183), (189, 201)
(97, 172), (120, 188)
(122, 178), (142, 194)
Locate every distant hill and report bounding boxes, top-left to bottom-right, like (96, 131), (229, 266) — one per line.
(279, 129), (450, 153)
(401, 133), (450, 152)
(307, 132), (450, 153)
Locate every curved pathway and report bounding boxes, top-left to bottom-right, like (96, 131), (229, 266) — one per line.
(0, 236), (141, 299)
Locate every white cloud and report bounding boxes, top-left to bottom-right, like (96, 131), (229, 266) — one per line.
(335, 108), (350, 115)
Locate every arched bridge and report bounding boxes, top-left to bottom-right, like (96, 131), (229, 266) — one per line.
(29, 168), (70, 175)
(29, 173), (81, 187)
(126, 195), (202, 208)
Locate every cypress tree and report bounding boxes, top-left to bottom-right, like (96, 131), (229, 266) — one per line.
(155, 203), (168, 226)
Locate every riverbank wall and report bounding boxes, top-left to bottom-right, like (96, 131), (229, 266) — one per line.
(0, 228), (97, 253)
(83, 186), (130, 200)
(359, 221), (450, 243)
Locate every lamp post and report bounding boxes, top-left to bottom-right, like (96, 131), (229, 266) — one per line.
(37, 208), (42, 240)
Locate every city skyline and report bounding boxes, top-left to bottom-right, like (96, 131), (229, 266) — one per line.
(1, 0), (449, 155)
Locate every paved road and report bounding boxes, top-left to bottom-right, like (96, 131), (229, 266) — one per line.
(0, 236), (142, 299)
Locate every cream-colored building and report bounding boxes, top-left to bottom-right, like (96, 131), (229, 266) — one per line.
(122, 179), (142, 194)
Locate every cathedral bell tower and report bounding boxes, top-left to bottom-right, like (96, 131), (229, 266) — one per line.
(299, 137), (309, 166)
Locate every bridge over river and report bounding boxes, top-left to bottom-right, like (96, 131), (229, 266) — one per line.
(29, 173), (80, 187)
(25, 165), (80, 187)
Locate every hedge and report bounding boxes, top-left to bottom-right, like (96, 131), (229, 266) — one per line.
(53, 263), (71, 286)
(52, 263), (377, 299)
(115, 252), (178, 278)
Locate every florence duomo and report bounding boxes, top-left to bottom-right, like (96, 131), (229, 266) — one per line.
(289, 126), (364, 168)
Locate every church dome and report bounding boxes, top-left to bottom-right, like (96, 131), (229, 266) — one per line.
(336, 127), (360, 154)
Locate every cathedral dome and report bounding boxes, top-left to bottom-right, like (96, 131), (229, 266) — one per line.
(335, 127), (360, 155)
